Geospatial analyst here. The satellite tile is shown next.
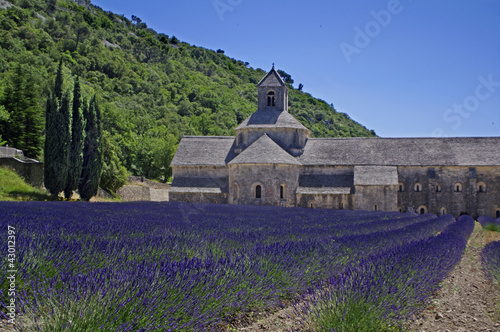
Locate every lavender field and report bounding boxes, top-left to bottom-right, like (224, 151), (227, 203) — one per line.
(0, 202), (473, 331)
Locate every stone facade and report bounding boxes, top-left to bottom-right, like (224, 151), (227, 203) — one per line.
(170, 67), (500, 218)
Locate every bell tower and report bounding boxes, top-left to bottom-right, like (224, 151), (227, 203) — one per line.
(257, 65), (288, 112)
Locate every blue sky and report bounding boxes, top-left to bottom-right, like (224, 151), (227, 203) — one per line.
(91, 0), (500, 138)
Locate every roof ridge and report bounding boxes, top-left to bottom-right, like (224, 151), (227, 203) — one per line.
(257, 67), (286, 86)
(307, 136), (500, 140)
(228, 134), (300, 165)
(182, 135), (235, 139)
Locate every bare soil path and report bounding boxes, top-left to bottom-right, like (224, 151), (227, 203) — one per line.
(407, 223), (500, 332)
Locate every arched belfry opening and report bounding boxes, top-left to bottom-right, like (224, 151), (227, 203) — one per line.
(267, 91), (275, 107)
(256, 66), (288, 113)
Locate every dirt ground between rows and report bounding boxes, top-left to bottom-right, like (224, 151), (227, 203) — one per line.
(2, 224), (500, 332)
(406, 223), (500, 332)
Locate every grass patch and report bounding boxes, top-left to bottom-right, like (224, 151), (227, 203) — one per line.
(0, 167), (53, 201)
(484, 223), (500, 232)
(310, 298), (403, 332)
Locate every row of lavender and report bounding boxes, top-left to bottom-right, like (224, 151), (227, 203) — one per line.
(1, 201), (463, 331)
(478, 215), (500, 232)
(479, 215), (500, 284)
(482, 241), (500, 283)
(299, 215), (475, 331)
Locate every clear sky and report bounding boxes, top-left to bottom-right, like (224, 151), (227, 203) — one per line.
(91, 0), (500, 138)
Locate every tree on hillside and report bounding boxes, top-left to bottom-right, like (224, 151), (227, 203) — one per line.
(0, 64), (44, 158)
(64, 77), (85, 200)
(0, 105), (8, 146)
(79, 95), (103, 201)
(44, 61), (71, 197)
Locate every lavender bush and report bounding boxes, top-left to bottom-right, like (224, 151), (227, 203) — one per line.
(0, 202), (463, 331)
(301, 215), (474, 331)
(482, 241), (500, 283)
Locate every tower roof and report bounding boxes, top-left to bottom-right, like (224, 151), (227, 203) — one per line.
(228, 134), (301, 165)
(257, 66), (286, 87)
(235, 109), (309, 131)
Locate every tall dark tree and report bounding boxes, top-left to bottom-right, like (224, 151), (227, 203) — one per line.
(44, 61), (71, 197)
(79, 95), (103, 201)
(64, 78), (85, 199)
(0, 64), (43, 158)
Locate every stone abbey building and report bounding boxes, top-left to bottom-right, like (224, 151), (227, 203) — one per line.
(170, 67), (500, 218)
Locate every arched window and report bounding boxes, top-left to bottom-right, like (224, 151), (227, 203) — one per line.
(478, 182), (486, 193)
(280, 185), (285, 200)
(454, 183), (463, 192)
(339, 201), (344, 210)
(309, 202), (314, 208)
(374, 204), (378, 211)
(398, 182), (404, 192)
(440, 207), (447, 216)
(234, 183), (239, 200)
(267, 91), (275, 107)
(255, 185), (262, 199)
(436, 184), (442, 192)
(414, 183), (422, 192)
(418, 205), (427, 215)
(398, 207), (403, 213)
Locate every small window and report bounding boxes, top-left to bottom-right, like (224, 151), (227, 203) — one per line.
(440, 207), (447, 216)
(478, 182), (486, 193)
(280, 185), (284, 200)
(255, 185), (261, 199)
(310, 202), (314, 208)
(398, 182), (404, 192)
(339, 201), (344, 210)
(418, 205), (427, 215)
(374, 204), (378, 211)
(436, 184), (442, 193)
(414, 183), (422, 192)
(455, 183), (463, 192)
(398, 207), (403, 213)
(496, 210), (500, 218)
(267, 91), (275, 107)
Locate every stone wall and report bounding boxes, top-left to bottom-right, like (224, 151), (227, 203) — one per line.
(296, 193), (354, 209)
(229, 163), (300, 206)
(0, 157), (43, 187)
(117, 177), (170, 202)
(355, 185), (398, 212)
(397, 166), (500, 218)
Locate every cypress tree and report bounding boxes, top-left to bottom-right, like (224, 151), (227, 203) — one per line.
(64, 78), (85, 199)
(79, 95), (103, 201)
(44, 61), (71, 197)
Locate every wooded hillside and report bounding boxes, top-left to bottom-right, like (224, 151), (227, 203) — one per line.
(0, 0), (376, 183)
